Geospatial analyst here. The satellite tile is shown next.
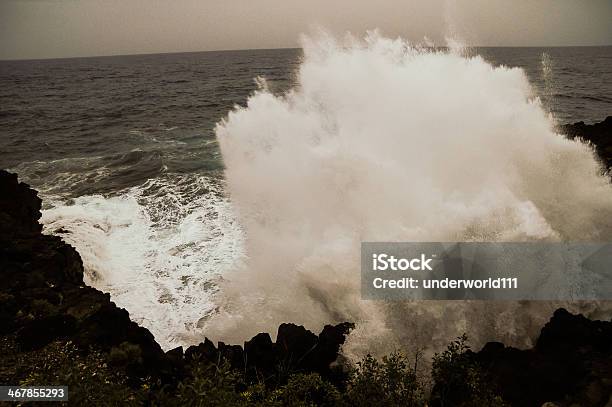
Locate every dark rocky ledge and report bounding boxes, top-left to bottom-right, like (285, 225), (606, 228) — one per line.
(467, 308), (612, 407)
(559, 116), (612, 169)
(0, 169), (353, 387)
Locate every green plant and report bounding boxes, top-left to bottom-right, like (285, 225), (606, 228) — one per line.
(108, 341), (144, 367)
(17, 340), (141, 406)
(431, 334), (507, 407)
(170, 356), (246, 407)
(266, 373), (341, 407)
(345, 351), (425, 407)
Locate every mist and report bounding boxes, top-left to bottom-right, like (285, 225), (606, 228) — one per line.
(206, 31), (612, 359)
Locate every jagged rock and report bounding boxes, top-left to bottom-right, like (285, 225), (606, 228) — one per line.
(560, 116), (612, 169)
(184, 337), (218, 362)
(474, 308), (612, 407)
(0, 171), (42, 237)
(18, 314), (77, 350)
(537, 308), (612, 353)
(217, 342), (245, 369)
(311, 322), (354, 372)
(244, 332), (275, 372)
(277, 323), (317, 352)
(181, 322), (354, 384)
(165, 346), (186, 372)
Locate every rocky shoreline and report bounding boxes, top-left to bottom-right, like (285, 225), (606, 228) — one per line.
(0, 117), (611, 406)
(0, 168), (353, 383)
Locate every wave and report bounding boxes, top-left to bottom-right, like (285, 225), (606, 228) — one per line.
(11, 150), (167, 199)
(208, 31), (612, 359)
(41, 174), (245, 349)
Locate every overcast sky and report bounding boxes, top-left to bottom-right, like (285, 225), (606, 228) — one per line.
(1, 0), (611, 60)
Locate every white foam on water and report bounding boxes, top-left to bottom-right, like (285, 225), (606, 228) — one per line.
(209, 31), (612, 358)
(41, 174), (245, 349)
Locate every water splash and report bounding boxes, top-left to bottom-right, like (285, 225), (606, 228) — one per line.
(209, 31), (612, 358)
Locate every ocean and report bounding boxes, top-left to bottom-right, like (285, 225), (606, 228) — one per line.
(1, 43), (611, 350)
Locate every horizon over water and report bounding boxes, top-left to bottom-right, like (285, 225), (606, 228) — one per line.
(2, 44), (610, 62)
(1, 39), (611, 350)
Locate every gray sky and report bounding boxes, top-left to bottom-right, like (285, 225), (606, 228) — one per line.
(1, 0), (611, 60)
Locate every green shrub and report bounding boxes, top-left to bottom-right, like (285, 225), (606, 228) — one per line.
(171, 359), (246, 407)
(108, 341), (143, 367)
(266, 373), (342, 407)
(345, 351), (425, 407)
(2, 332), (509, 407)
(16, 340), (140, 406)
(431, 334), (507, 407)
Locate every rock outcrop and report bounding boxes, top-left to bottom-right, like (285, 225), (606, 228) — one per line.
(184, 322), (354, 383)
(473, 308), (612, 407)
(560, 116), (612, 169)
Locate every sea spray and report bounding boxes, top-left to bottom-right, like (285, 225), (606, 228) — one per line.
(210, 31), (612, 358)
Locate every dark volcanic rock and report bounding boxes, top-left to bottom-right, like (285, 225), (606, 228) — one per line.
(184, 337), (218, 362)
(277, 323), (318, 357)
(537, 308), (612, 354)
(186, 322), (355, 384)
(244, 332), (275, 370)
(217, 342), (246, 370)
(0, 171), (42, 237)
(18, 314), (78, 350)
(560, 116), (612, 169)
(473, 308), (612, 407)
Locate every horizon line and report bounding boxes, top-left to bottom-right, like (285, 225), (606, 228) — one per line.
(2, 44), (611, 62)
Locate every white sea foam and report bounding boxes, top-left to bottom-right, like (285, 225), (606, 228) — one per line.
(209, 31), (612, 358)
(41, 174), (245, 349)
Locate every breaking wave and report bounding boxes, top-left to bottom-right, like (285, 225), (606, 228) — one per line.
(41, 174), (245, 349)
(208, 31), (612, 358)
